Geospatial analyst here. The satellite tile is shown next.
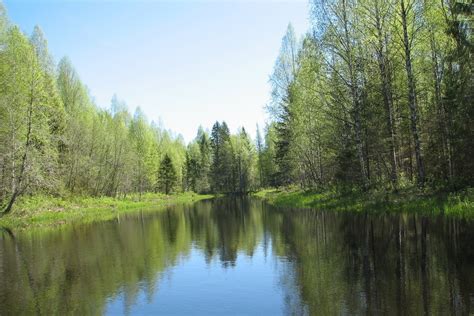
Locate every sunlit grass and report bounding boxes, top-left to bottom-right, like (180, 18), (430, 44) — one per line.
(0, 192), (214, 230)
(254, 187), (474, 218)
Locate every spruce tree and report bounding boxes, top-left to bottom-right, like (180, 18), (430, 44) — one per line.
(157, 154), (177, 194)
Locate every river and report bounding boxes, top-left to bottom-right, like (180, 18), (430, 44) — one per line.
(0, 197), (472, 315)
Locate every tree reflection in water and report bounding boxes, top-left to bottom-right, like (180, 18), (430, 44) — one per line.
(0, 198), (472, 314)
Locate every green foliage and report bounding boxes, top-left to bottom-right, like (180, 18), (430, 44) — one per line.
(255, 187), (474, 218)
(0, 12), (192, 214)
(1, 0), (472, 217)
(184, 123), (258, 194)
(0, 25), (61, 213)
(0, 192), (212, 230)
(262, 0), (474, 192)
(157, 154), (177, 194)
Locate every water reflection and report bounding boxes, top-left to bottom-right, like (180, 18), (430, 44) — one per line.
(0, 198), (472, 315)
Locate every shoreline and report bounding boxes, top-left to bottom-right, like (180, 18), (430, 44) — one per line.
(254, 188), (474, 218)
(2, 187), (472, 231)
(0, 192), (214, 231)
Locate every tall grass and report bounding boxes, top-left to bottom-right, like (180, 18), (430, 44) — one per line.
(254, 187), (474, 218)
(0, 192), (213, 230)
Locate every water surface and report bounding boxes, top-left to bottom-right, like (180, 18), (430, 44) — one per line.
(0, 198), (473, 315)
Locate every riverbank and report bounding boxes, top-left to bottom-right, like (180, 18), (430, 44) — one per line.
(254, 187), (474, 218)
(0, 192), (214, 230)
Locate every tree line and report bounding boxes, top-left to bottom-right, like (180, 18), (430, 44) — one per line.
(0, 2), (261, 215)
(183, 122), (257, 194)
(262, 0), (472, 191)
(0, 0), (472, 215)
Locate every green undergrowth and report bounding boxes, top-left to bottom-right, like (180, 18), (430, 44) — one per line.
(0, 192), (213, 230)
(254, 187), (474, 219)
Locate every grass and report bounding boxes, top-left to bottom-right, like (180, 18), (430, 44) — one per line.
(254, 187), (474, 218)
(3, 187), (471, 230)
(0, 192), (214, 230)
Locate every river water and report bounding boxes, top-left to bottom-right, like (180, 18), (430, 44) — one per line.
(0, 198), (472, 315)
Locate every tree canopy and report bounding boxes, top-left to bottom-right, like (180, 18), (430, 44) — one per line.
(0, 0), (472, 214)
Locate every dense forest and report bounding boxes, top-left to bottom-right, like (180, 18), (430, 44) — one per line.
(0, 0), (472, 215)
(0, 1), (258, 215)
(264, 0), (473, 191)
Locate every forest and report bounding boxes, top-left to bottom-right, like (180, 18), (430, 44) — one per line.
(264, 0), (472, 191)
(0, 0), (472, 216)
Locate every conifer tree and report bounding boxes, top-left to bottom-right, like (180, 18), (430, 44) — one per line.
(157, 154), (177, 195)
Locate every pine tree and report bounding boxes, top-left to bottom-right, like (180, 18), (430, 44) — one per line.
(157, 154), (177, 195)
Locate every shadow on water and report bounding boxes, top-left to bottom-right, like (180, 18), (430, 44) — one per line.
(0, 197), (472, 314)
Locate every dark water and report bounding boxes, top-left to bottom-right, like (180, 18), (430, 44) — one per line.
(0, 198), (473, 315)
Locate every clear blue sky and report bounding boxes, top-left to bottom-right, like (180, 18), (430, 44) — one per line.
(5, 0), (309, 142)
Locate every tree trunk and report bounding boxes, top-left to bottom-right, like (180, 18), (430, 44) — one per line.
(428, 29), (453, 182)
(2, 85), (35, 215)
(401, 0), (425, 187)
(375, 2), (398, 188)
(342, 0), (369, 188)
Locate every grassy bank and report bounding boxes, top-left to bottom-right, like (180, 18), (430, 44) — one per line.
(0, 192), (213, 230)
(254, 187), (474, 218)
